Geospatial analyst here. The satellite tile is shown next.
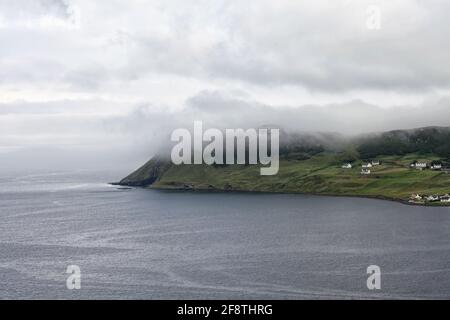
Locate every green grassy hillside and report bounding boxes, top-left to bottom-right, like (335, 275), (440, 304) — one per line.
(118, 127), (450, 205)
(120, 152), (450, 205)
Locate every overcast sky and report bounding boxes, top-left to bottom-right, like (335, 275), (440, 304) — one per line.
(1, 0), (450, 171)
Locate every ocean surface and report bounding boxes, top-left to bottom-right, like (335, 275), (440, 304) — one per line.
(1, 170), (450, 299)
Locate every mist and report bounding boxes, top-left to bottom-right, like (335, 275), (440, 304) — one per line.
(1, 1), (450, 172)
(1, 91), (450, 172)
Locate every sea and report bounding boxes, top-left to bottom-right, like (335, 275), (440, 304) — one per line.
(1, 169), (450, 299)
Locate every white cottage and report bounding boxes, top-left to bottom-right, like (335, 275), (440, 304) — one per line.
(411, 194), (423, 201)
(411, 162), (427, 169)
(431, 163), (442, 170)
(426, 195), (440, 202)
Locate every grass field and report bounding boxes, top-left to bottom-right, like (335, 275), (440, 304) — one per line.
(150, 153), (450, 204)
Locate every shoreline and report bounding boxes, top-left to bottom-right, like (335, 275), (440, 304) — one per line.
(111, 182), (450, 207)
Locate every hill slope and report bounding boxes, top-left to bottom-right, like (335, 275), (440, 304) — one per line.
(117, 127), (450, 205)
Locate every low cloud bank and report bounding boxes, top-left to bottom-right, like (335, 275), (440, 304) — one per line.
(1, 91), (450, 171)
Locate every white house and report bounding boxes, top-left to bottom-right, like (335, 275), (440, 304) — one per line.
(362, 163), (373, 168)
(342, 163), (352, 169)
(371, 160), (381, 166)
(441, 196), (450, 203)
(411, 162), (427, 169)
(361, 168), (371, 175)
(411, 194), (423, 201)
(416, 162), (427, 169)
(426, 195), (440, 202)
(431, 163), (442, 170)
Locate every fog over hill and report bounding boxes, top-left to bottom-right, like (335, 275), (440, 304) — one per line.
(2, 92), (450, 172)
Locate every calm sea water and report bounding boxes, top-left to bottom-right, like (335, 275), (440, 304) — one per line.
(1, 170), (450, 299)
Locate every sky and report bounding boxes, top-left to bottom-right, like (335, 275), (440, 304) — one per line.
(1, 0), (450, 171)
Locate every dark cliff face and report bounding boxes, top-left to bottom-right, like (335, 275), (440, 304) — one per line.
(118, 156), (171, 187)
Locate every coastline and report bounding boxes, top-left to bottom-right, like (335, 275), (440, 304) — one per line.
(110, 182), (450, 207)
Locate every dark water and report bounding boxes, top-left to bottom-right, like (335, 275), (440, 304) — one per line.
(1, 170), (450, 299)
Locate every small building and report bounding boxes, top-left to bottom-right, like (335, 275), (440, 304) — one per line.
(361, 168), (371, 175)
(426, 195), (440, 202)
(342, 163), (352, 169)
(410, 161), (427, 170)
(362, 163), (373, 168)
(431, 163), (442, 170)
(371, 160), (381, 166)
(417, 162), (427, 168)
(411, 194), (423, 201)
(441, 196), (450, 203)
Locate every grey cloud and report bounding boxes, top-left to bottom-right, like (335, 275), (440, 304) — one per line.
(2, 90), (450, 171)
(2, 1), (450, 172)
(63, 65), (110, 90)
(2, 1), (450, 94)
(119, 0), (450, 93)
(105, 91), (450, 140)
(0, 0), (71, 20)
